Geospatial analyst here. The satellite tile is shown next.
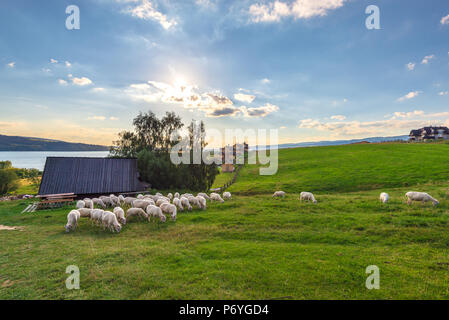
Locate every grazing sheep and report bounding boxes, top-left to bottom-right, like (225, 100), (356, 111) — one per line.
(173, 198), (183, 211)
(210, 193), (225, 203)
(92, 198), (106, 209)
(146, 205), (166, 222)
(197, 193), (210, 201)
(100, 196), (114, 207)
(137, 194), (144, 199)
(77, 208), (92, 218)
(133, 199), (153, 210)
(187, 196), (200, 208)
(272, 191), (286, 198)
(180, 196), (192, 211)
(406, 192), (439, 206)
(167, 193), (173, 200)
(300, 192), (317, 204)
(118, 195), (125, 205)
(156, 198), (169, 207)
(76, 200), (85, 209)
(223, 192), (231, 200)
(380, 192), (389, 204)
(197, 196), (207, 210)
(90, 209), (105, 225)
(83, 198), (94, 209)
(124, 197), (136, 206)
(155, 192), (163, 197)
(126, 208), (148, 223)
(160, 203), (177, 221)
(113, 207), (126, 225)
(174, 192), (180, 199)
(65, 210), (80, 233)
(102, 211), (122, 233)
(110, 195), (120, 206)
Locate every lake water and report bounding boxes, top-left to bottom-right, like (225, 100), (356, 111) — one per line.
(0, 151), (110, 170)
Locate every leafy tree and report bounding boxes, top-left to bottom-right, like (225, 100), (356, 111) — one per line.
(0, 161), (12, 169)
(0, 169), (19, 195)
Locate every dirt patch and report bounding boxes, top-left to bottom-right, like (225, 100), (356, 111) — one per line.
(2, 280), (17, 288)
(0, 225), (24, 231)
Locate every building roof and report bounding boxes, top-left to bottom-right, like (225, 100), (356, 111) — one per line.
(409, 126), (449, 136)
(38, 157), (146, 196)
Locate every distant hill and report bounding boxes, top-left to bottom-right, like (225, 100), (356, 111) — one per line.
(0, 134), (109, 151)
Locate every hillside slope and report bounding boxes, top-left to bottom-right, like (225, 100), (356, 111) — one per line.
(229, 142), (449, 195)
(0, 134), (109, 151)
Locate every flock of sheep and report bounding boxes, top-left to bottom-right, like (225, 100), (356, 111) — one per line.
(273, 190), (440, 206)
(64, 191), (232, 233)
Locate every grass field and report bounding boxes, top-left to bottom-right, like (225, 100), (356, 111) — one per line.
(1, 142), (449, 299)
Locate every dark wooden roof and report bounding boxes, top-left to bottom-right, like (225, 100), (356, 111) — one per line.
(38, 157), (146, 196)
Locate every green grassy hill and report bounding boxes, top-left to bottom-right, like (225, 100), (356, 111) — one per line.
(229, 142), (449, 195)
(1, 142), (449, 299)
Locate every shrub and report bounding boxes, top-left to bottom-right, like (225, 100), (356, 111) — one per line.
(0, 169), (20, 195)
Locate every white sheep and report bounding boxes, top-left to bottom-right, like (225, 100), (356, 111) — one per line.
(124, 197), (136, 206)
(167, 193), (173, 200)
(380, 192), (389, 204)
(197, 193), (211, 201)
(90, 209), (104, 225)
(65, 210), (80, 233)
(76, 200), (85, 209)
(77, 208), (92, 218)
(146, 205), (166, 222)
(173, 198), (183, 211)
(180, 196), (192, 211)
(126, 208), (149, 223)
(137, 194), (144, 199)
(102, 211), (122, 233)
(406, 192), (439, 206)
(174, 192), (180, 199)
(133, 199), (153, 210)
(113, 207), (126, 225)
(197, 196), (207, 210)
(300, 192), (317, 204)
(83, 198), (94, 209)
(187, 195), (200, 208)
(110, 195), (120, 206)
(92, 198), (106, 209)
(223, 192), (231, 200)
(160, 203), (177, 221)
(272, 191), (286, 198)
(118, 195), (125, 205)
(210, 193), (225, 203)
(100, 196), (114, 207)
(156, 198), (169, 207)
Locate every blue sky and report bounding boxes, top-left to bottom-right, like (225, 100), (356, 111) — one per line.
(1, 0), (449, 146)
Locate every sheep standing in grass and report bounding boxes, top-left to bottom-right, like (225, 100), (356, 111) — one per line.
(92, 198), (106, 209)
(126, 208), (148, 223)
(380, 193), (389, 204)
(406, 192), (439, 206)
(83, 198), (94, 209)
(174, 192), (180, 199)
(272, 191), (285, 198)
(300, 192), (317, 204)
(133, 199), (153, 210)
(187, 196), (200, 208)
(90, 209), (104, 225)
(77, 208), (92, 218)
(76, 200), (85, 209)
(180, 196), (192, 211)
(223, 192), (231, 200)
(210, 193), (225, 203)
(124, 197), (136, 206)
(110, 195), (120, 206)
(146, 205), (166, 222)
(118, 195), (125, 205)
(113, 207), (126, 225)
(100, 196), (114, 207)
(197, 196), (207, 210)
(197, 193), (210, 201)
(137, 194), (144, 199)
(102, 211), (122, 233)
(160, 203), (177, 221)
(167, 193), (173, 200)
(173, 198), (183, 211)
(65, 210), (80, 233)
(156, 198), (169, 207)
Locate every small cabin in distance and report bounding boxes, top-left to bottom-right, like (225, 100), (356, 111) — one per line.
(409, 126), (449, 141)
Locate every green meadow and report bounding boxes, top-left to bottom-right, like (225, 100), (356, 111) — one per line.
(1, 142), (449, 299)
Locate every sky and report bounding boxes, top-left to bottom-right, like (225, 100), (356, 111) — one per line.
(0, 0), (449, 146)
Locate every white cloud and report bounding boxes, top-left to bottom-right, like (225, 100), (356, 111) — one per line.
(397, 91), (421, 102)
(72, 77), (93, 86)
(50, 58), (58, 64)
(58, 79), (68, 86)
(7, 62), (15, 68)
(92, 87), (106, 92)
(331, 115), (346, 121)
(439, 91), (448, 96)
(421, 54), (435, 64)
(87, 116), (106, 121)
(110, 117), (119, 121)
(406, 62), (415, 71)
(241, 103), (279, 117)
(441, 14), (449, 25)
(249, 0), (347, 23)
(65, 61), (72, 67)
(392, 110), (424, 119)
(122, 0), (177, 29)
(261, 78), (271, 84)
(234, 92), (256, 103)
